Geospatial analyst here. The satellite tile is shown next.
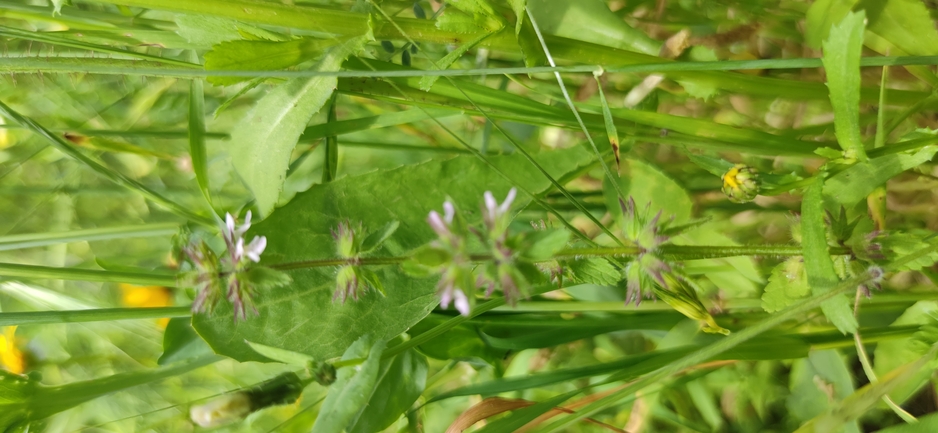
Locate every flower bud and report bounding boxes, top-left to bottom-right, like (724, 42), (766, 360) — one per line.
(653, 273), (729, 335)
(310, 361), (337, 386)
(190, 372), (306, 428)
(190, 392), (252, 428)
(721, 164), (761, 203)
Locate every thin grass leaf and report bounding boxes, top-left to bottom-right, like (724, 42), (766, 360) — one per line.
(0, 262), (177, 286)
(188, 57), (212, 206)
(0, 101), (213, 225)
(0, 223), (178, 251)
(322, 92), (339, 183)
(300, 107), (460, 142)
(0, 307), (191, 327)
(595, 73), (622, 172)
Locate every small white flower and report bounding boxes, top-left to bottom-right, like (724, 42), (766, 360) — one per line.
(245, 236), (267, 263)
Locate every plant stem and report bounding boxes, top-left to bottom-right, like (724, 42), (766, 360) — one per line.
(0, 306), (191, 326)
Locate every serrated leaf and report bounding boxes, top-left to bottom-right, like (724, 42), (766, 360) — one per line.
(205, 38), (335, 86)
(803, 180), (857, 334)
(761, 258), (810, 313)
(193, 146), (594, 362)
(824, 145), (938, 206)
(880, 230), (938, 271)
(822, 10), (867, 160)
(231, 36), (368, 217)
(311, 334), (386, 433)
(347, 349), (428, 433)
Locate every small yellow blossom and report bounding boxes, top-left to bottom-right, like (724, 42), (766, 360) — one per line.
(0, 326), (25, 374)
(119, 284), (173, 328)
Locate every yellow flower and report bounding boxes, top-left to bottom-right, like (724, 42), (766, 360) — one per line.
(119, 284), (173, 328)
(0, 326), (25, 374)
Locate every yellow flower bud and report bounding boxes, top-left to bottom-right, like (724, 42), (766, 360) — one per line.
(721, 164), (761, 203)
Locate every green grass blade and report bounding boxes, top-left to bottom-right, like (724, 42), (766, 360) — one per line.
(188, 55), (212, 206)
(322, 93), (339, 183)
(0, 307), (191, 327)
(300, 107), (460, 142)
(0, 223), (179, 251)
(0, 25), (195, 68)
(0, 262), (177, 286)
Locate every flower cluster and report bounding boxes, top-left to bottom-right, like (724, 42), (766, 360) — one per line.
(329, 219), (392, 303)
(418, 188), (562, 316)
(426, 201), (474, 315)
(180, 212), (289, 322)
(619, 197), (728, 334)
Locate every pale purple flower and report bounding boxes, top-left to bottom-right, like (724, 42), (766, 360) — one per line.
(439, 280), (470, 316)
(482, 188), (516, 233)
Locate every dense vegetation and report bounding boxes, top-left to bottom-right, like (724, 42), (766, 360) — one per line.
(2, 0), (938, 431)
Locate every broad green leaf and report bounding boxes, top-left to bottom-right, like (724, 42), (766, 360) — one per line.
(761, 258), (810, 313)
(822, 11), (867, 161)
(507, 0), (547, 67)
(824, 145), (938, 206)
(409, 315), (508, 365)
(204, 38), (335, 86)
(231, 36), (367, 217)
(158, 318), (212, 365)
(859, 0), (938, 57)
(799, 349), (935, 433)
(527, 0), (661, 56)
(518, 228), (570, 261)
(802, 180), (858, 334)
(347, 349), (428, 433)
(567, 258), (619, 287)
(674, 224), (764, 298)
(193, 146), (593, 362)
(604, 158), (693, 224)
(873, 301), (938, 403)
(804, 0), (857, 49)
(311, 335), (386, 433)
(786, 349), (859, 433)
